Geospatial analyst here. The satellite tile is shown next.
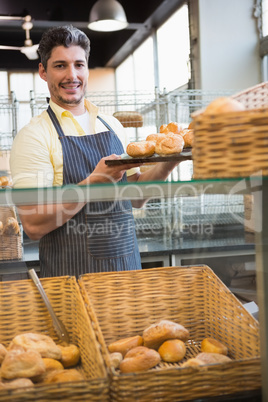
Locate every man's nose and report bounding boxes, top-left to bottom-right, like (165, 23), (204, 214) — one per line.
(66, 65), (77, 80)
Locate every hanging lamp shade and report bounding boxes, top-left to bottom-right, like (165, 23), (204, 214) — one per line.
(88, 0), (128, 32)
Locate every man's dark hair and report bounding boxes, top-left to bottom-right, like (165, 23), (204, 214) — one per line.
(38, 25), (91, 70)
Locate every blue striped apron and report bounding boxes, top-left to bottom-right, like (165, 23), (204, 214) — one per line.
(39, 106), (142, 277)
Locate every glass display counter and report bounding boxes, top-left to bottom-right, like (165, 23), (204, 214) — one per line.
(0, 176), (266, 400)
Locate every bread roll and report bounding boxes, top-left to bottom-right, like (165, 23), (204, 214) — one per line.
(146, 133), (166, 144)
(58, 344), (80, 368)
(204, 97), (245, 115)
(0, 378), (34, 390)
(0, 176), (10, 187)
(32, 358), (64, 383)
(159, 124), (168, 133)
(143, 320), (189, 350)
(3, 217), (20, 235)
(182, 129), (194, 148)
(201, 338), (228, 355)
(113, 111), (143, 128)
(158, 339), (186, 363)
(44, 368), (84, 384)
(120, 346), (161, 373)
(181, 357), (204, 368)
(155, 134), (184, 156)
(166, 122), (183, 135)
(0, 343), (7, 364)
(108, 335), (143, 357)
(196, 352), (231, 364)
(9, 333), (62, 360)
(109, 352), (123, 369)
(1, 348), (46, 379)
(126, 141), (155, 158)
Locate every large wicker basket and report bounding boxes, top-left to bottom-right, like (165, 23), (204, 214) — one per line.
(0, 276), (109, 402)
(192, 81), (268, 179)
(79, 266), (261, 402)
(0, 206), (22, 260)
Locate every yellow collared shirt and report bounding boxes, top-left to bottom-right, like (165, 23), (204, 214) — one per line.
(10, 99), (137, 188)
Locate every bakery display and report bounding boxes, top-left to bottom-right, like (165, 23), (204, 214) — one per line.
(126, 140), (155, 158)
(119, 346), (161, 373)
(113, 111), (143, 128)
(201, 337), (228, 355)
(108, 335), (144, 356)
(158, 339), (186, 363)
(143, 320), (189, 350)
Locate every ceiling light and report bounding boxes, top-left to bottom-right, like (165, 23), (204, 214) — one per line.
(88, 0), (128, 32)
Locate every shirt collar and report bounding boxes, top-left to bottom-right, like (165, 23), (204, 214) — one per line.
(49, 98), (99, 119)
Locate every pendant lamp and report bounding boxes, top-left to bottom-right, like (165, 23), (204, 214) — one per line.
(88, 0), (128, 32)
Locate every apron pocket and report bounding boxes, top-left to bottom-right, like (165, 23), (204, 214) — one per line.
(86, 210), (135, 259)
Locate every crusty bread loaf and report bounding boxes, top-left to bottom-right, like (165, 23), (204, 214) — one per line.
(126, 141), (155, 158)
(108, 335), (144, 357)
(0, 378), (34, 390)
(120, 346), (160, 373)
(143, 320), (189, 350)
(158, 339), (186, 363)
(9, 333), (62, 360)
(1, 348), (46, 379)
(155, 134), (184, 156)
(113, 111), (143, 128)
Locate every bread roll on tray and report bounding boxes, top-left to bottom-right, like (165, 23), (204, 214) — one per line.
(126, 141), (155, 158)
(155, 134), (184, 156)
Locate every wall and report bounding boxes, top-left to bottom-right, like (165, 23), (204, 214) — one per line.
(196, 0), (261, 91)
(87, 68), (115, 92)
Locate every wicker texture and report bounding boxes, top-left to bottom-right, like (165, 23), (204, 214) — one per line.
(192, 82), (268, 179)
(79, 266), (260, 402)
(0, 206), (22, 260)
(0, 276), (109, 402)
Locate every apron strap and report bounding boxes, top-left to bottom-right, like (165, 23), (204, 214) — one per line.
(47, 106), (115, 138)
(97, 115), (116, 134)
(47, 106), (65, 138)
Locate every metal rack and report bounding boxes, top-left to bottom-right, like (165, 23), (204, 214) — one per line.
(0, 92), (18, 152)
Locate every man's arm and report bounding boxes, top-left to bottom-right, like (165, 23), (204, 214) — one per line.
(18, 155), (142, 240)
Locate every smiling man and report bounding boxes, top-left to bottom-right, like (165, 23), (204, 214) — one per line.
(10, 25), (179, 278)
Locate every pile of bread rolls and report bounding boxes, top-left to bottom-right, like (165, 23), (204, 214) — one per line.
(126, 121), (193, 159)
(0, 332), (82, 390)
(107, 319), (231, 374)
(0, 216), (20, 236)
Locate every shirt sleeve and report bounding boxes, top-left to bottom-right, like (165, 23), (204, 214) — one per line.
(10, 121), (54, 189)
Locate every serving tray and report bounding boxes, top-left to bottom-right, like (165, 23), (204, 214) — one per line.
(105, 148), (192, 165)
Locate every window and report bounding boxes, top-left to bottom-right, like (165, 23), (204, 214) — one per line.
(157, 4), (190, 92)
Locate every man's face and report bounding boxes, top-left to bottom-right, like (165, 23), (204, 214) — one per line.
(39, 45), (89, 111)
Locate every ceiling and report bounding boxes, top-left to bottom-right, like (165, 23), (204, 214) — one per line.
(0, 0), (184, 70)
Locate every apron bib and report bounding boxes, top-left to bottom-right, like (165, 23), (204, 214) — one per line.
(39, 106), (142, 277)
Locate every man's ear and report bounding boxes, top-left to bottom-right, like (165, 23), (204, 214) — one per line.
(39, 63), (47, 81)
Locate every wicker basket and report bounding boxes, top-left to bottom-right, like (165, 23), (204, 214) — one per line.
(192, 82), (268, 179)
(79, 266), (260, 402)
(0, 206), (22, 260)
(0, 276), (109, 402)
